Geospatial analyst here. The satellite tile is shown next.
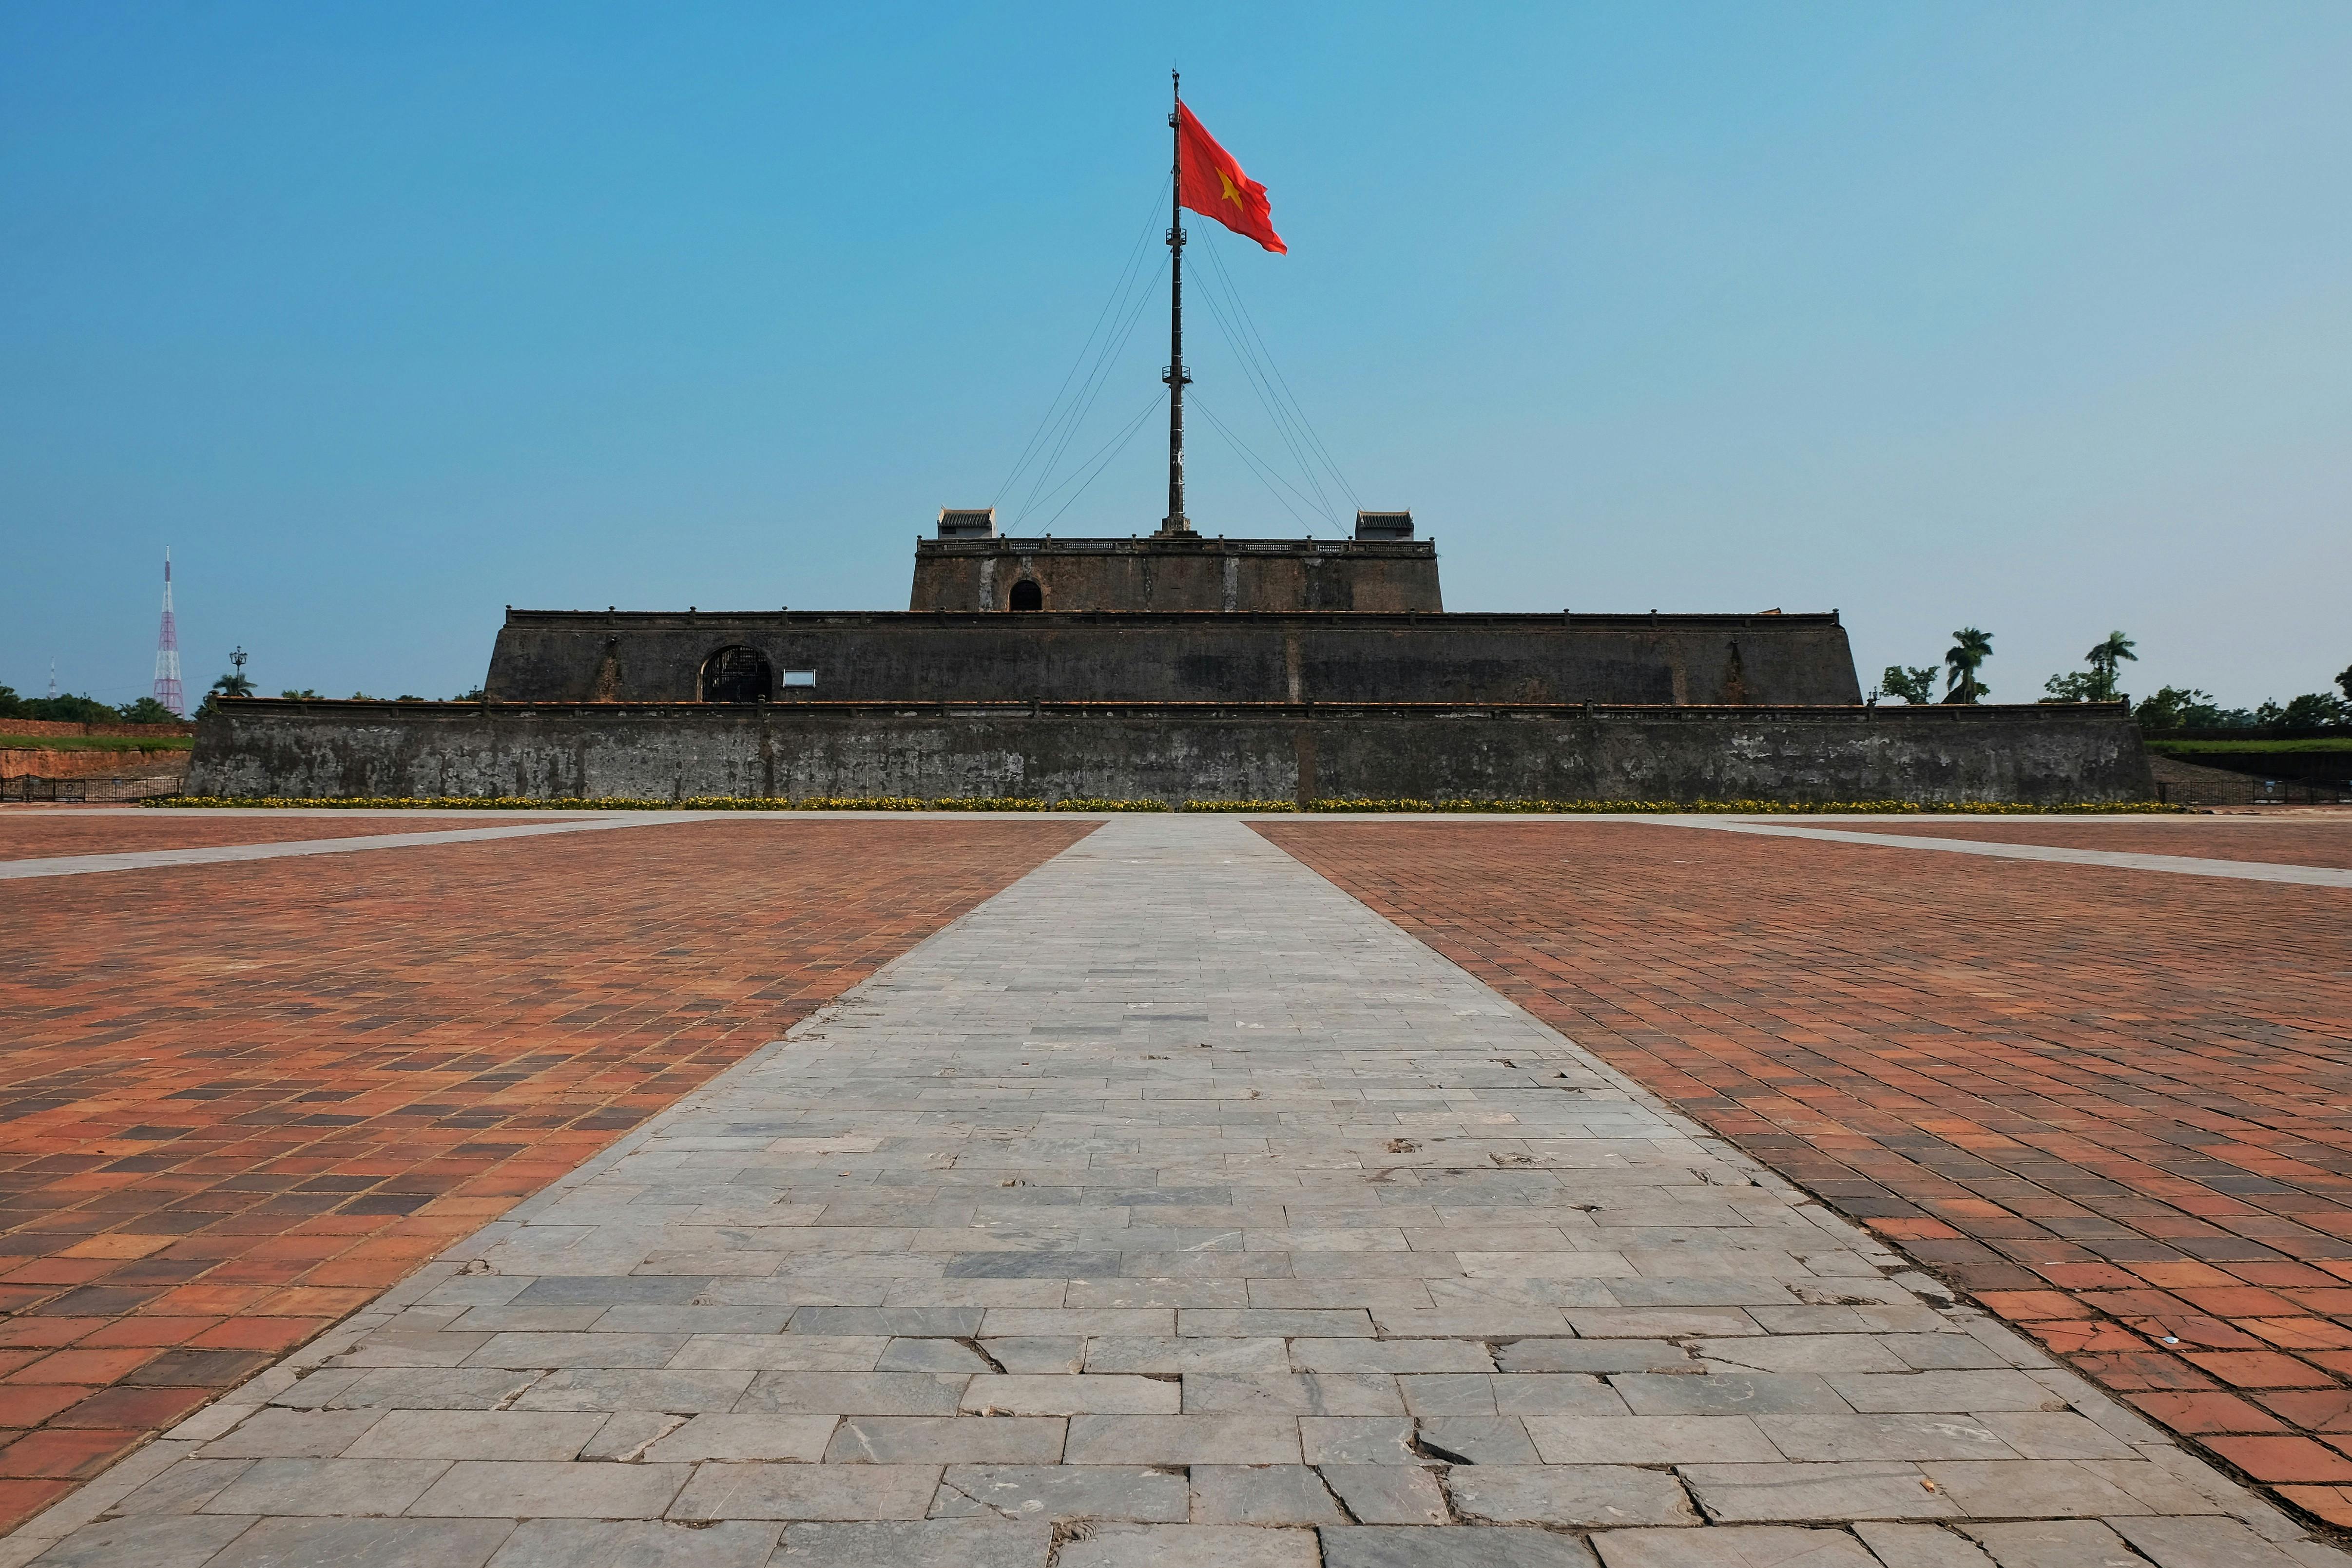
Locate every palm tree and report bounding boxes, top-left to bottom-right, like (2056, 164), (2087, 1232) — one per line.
(209, 671), (256, 699)
(2083, 631), (2136, 702)
(1943, 627), (1993, 704)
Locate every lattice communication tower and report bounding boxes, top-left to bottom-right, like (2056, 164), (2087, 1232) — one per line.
(152, 548), (184, 717)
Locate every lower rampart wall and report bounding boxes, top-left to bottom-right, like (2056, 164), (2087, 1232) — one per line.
(1, 747), (189, 782)
(188, 701), (2155, 805)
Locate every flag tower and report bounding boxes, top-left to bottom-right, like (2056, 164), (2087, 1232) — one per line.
(1159, 77), (1287, 536)
(1161, 70), (1191, 535)
(152, 548), (184, 717)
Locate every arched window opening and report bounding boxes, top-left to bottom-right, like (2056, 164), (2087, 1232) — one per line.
(1009, 579), (1043, 612)
(700, 646), (774, 702)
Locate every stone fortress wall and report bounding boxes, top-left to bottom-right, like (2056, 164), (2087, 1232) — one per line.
(486, 610), (1867, 707)
(191, 509), (2156, 803)
(909, 533), (1443, 613)
(188, 698), (2152, 805)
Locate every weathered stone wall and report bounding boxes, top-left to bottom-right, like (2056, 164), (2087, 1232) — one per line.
(190, 699), (2154, 805)
(909, 535), (1444, 612)
(487, 612), (1865, 707)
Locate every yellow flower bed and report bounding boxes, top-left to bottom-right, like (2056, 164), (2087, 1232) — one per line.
(1182, 800), (1300, 812)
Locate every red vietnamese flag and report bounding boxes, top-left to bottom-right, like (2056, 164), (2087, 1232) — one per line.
(1176, 102), (1286, 254)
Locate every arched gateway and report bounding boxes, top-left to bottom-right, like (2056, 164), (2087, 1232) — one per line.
(699, 646), (773, 702)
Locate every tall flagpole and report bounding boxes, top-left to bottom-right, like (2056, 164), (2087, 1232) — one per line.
(1162, 69), (1191, 535)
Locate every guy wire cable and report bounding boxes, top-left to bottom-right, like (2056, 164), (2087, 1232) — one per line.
(1038, 389), (1169, 534)
(1015, 255), (1168, 526)
(1191, 393), (1318, 530)
(1197, 235), (1361, 515)
(1191, 237), (1342, 525)
(996, 172), (1173, 511)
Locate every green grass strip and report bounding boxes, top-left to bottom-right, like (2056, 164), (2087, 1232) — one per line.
(2143, 737), (2352, 754)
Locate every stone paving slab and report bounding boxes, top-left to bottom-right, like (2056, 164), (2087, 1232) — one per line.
(0, 815), (554, 862)
(0, 816), (677, 881)
(1645, 821), (2352, 888)
(1833, 821), (2352, 873)
(0, 817), (1093, 1534)
(1262, 817), (2352, 1534)
(10, 816), (2342, 1565)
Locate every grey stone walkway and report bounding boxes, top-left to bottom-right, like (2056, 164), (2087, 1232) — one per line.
(10, 817), (2342, 1568)
(1645, 819), (2352, 887)
(0, 816), (682, 881)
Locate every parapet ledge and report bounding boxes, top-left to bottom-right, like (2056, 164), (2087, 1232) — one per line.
(497, 608), (1847, 629)
(912, 535), (1437, 558)
(206, 697), (2133, 724)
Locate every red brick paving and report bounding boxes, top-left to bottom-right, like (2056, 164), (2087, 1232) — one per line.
(1835, 818), (2352, 871)
(0, 816), (1090, 1532)
(1262, 819), (2352, 1526)
(0, 811), (566, 861)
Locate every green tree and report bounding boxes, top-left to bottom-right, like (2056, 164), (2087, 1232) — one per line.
(2135, 686), (2214, 730)
(2083, 631), (2137, 701)
(2043, 670), (2101, 703)
(280, 688), (323, 699)
(1, 686), (188, 724)
(1942, 628), (1993, 704)
(2337, 663), (2352, 704)
(210, 671), (256, 699)
(1878, 666), (1938, 705)
(2043, 630), (2136, 703)
(2273, 692), (2352, 730)
(19, 692), (117, 724)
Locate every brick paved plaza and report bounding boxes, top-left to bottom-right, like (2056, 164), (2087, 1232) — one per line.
(1828, 820), (2352, 872)
(0, 807), (2347, 1568)
(1265, 818), (2352, 1524)
(0, 813), (1090, 1541)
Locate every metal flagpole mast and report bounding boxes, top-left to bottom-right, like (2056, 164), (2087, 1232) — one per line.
(1161, 69), (1191, 535)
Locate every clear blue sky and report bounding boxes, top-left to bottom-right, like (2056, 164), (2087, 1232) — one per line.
(5, 2), (2347, 708)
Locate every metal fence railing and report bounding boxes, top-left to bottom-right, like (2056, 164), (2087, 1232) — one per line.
(0, 773), (187, 804)
(2151, 772), (2352, 808)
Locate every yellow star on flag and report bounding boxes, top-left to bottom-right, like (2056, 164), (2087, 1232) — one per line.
(1175, 99), (1287, 253)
